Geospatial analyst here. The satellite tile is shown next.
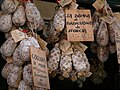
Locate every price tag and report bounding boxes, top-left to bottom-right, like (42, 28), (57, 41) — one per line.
(11, 29), (27, 42)
(114, 22), (120, 64)
(30, 46), (50, 89)
(62, 46), (73, 55)
(92, 0), (105, 11)
(58, 0), (72, 7)
(100, 15), (116, 24)
(59, 39), (71, 52)
(78, 43), (88, 52)
(65, 10), (94, 41)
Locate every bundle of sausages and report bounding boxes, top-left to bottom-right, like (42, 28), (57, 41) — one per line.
(0, 0), (48, 90)
(90, 0), (117, 63)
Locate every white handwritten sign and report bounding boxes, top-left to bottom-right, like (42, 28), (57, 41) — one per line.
(30, 46), (50, 89)
(65, 10), (94, 41)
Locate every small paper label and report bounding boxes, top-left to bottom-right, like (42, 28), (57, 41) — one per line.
(78, 43), (88, 52)
(92, 0), (105, 11)
(62, 46), (73, 55)
(100, 15), (116, 24)
(59, 39), (71, 52)
(58, 0), (72, 7)
(65, 9), (94, 41)
(73, 42), (88, 52)
(115, 25), (120, 64)
(74, 43), (83, 52)
(11, 29), (27, 42)
(30, 46), (50, 89)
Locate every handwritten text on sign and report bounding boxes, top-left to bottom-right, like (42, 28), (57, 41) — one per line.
(65, 10), (94, 41)
(30, 46), (50, 89)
